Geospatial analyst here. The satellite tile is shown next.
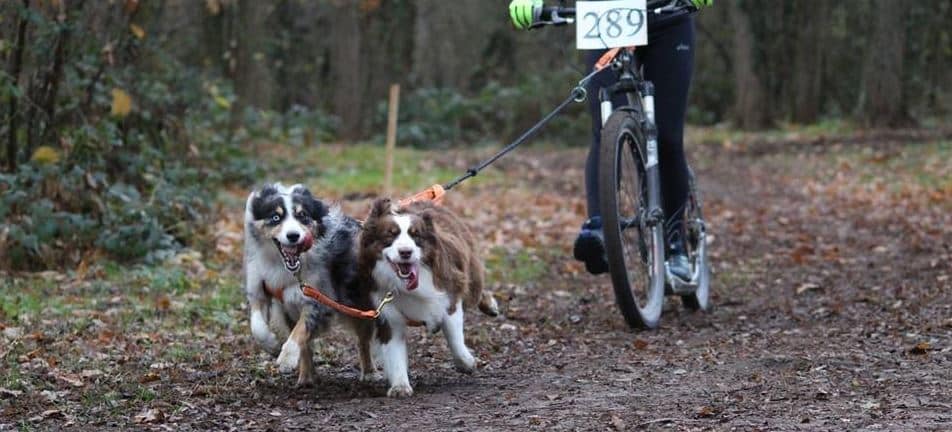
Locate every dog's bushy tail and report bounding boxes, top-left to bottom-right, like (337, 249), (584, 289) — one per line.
(477, 291), (499, 317)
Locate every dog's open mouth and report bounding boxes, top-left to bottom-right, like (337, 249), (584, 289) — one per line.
(273, 239), (311, 273)
(388, 259), (419, 290)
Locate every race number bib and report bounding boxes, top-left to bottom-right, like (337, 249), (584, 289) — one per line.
(576, 0), (648, 50)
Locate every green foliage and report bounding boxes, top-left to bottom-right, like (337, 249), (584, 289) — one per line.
(0, 1), (344, 271)
(239, 104), (339, 148)
(373, 72), (589, 149)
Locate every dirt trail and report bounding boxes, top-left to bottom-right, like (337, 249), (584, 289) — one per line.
(229, 139), (951, 431)
(3, 136), (950, 431)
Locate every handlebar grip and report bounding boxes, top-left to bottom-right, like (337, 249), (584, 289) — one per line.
(540, 6), (575, 21)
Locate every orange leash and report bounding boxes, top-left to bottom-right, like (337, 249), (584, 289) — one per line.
(300, 283), (382, 320)
(398, 184), (445, 207)
(595, 47), (622, 71)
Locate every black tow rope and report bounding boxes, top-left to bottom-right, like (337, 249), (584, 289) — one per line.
(442, 67), (606, 191)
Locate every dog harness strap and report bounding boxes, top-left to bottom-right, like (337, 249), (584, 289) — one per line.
(299, 284), (380, 320)
(261, 281), (284, 302)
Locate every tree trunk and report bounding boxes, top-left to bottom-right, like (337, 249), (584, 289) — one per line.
(727, 0), (768, 129)
(5, 0), (29, 171)
(858, 0), (910, 127)
(329, 2), (363, 140)
(410, 0), (435, 88)
(791, 0), (828, 124)
(234, 0), (273, 109)
(39, 0), (85, 147)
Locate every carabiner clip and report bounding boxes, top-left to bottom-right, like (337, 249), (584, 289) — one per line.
(375, 291), (396, 316)
(572, 86), (587, 103)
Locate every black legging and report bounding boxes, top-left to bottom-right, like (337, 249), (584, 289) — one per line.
(584, 14), (694, 234)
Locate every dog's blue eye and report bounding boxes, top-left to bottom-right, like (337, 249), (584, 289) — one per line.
(270, 214), (281, 223)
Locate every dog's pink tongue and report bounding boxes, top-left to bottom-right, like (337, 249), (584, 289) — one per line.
(299, 235), (313, 251)
(406, 266), (419, 290)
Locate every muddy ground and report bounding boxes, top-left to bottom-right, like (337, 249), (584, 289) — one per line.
(2, 130), (950, 431)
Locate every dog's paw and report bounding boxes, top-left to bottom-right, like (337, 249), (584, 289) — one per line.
(478, 293), (500, 317)
(295, 370), (314, 388)
(358, 369), (382, 383)
(387, 384), (414, 398)
(276, 340), (301, 374)
(453, 354), (477, 374)
(254, 331), (282, 356)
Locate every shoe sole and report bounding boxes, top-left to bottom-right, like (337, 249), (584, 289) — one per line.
(573, 235), (608, 275)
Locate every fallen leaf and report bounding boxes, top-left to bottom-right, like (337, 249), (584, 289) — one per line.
(140, 372), (160, 383)
(40, 390), (68, 402)
(908, 342), (930, 355)
(129, 23), (146, 39)
(54, 372), (84, 388)
(610, 415), (625, 430)
(2, 327), (23, 339)
(632, 339), (649, 350)
(155, 295), (171, 312)
(124, 0), (140, 15)
(30, 146), (60, 165)
(790, 244), (814, 264)
(81, 369), (103, 379)
(29, 409), (63, 422)
(133, 408), (164, 424)
(0, 388), (23, 399)
(499, 323), (517, 331)
(795, 282), (820, 295)
(697, 406), (716, 418)
(111, 88), (133, 118)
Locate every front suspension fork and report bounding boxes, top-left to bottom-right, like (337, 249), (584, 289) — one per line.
(599, 82), (663, 228)
(640, 81), (664, 228)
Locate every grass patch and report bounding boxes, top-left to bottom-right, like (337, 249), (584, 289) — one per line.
(687, 119), (862, 147)
(0, 277), (67, 323)
(304, 145), (461, 195)
(178, 277), (244, 331)
(255, 142), (506, 197)
(834, 140), (952, 200)
(486, 247), (548, 285)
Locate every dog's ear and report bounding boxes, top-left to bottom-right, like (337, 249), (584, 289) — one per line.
(249, 185), (280, 221)
(369, 198), (392, 219)
(305, 196), (329, 222)
(292, 187), (328, 221)
(420, 209), (436, 232)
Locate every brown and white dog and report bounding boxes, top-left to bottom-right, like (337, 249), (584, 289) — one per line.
(356, 198), (498, 397)
(243, 183), (373, 386)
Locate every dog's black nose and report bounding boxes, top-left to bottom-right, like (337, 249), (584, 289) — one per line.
(286, 232), (300, 243)
(398, 248), (413, 259)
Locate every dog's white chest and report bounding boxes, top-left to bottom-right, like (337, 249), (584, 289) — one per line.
(372, 260), (448, 326)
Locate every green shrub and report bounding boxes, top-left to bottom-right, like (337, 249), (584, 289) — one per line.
(373, 71), (590, 149)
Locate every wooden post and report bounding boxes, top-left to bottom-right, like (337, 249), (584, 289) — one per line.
(383, 84), (400, 196)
